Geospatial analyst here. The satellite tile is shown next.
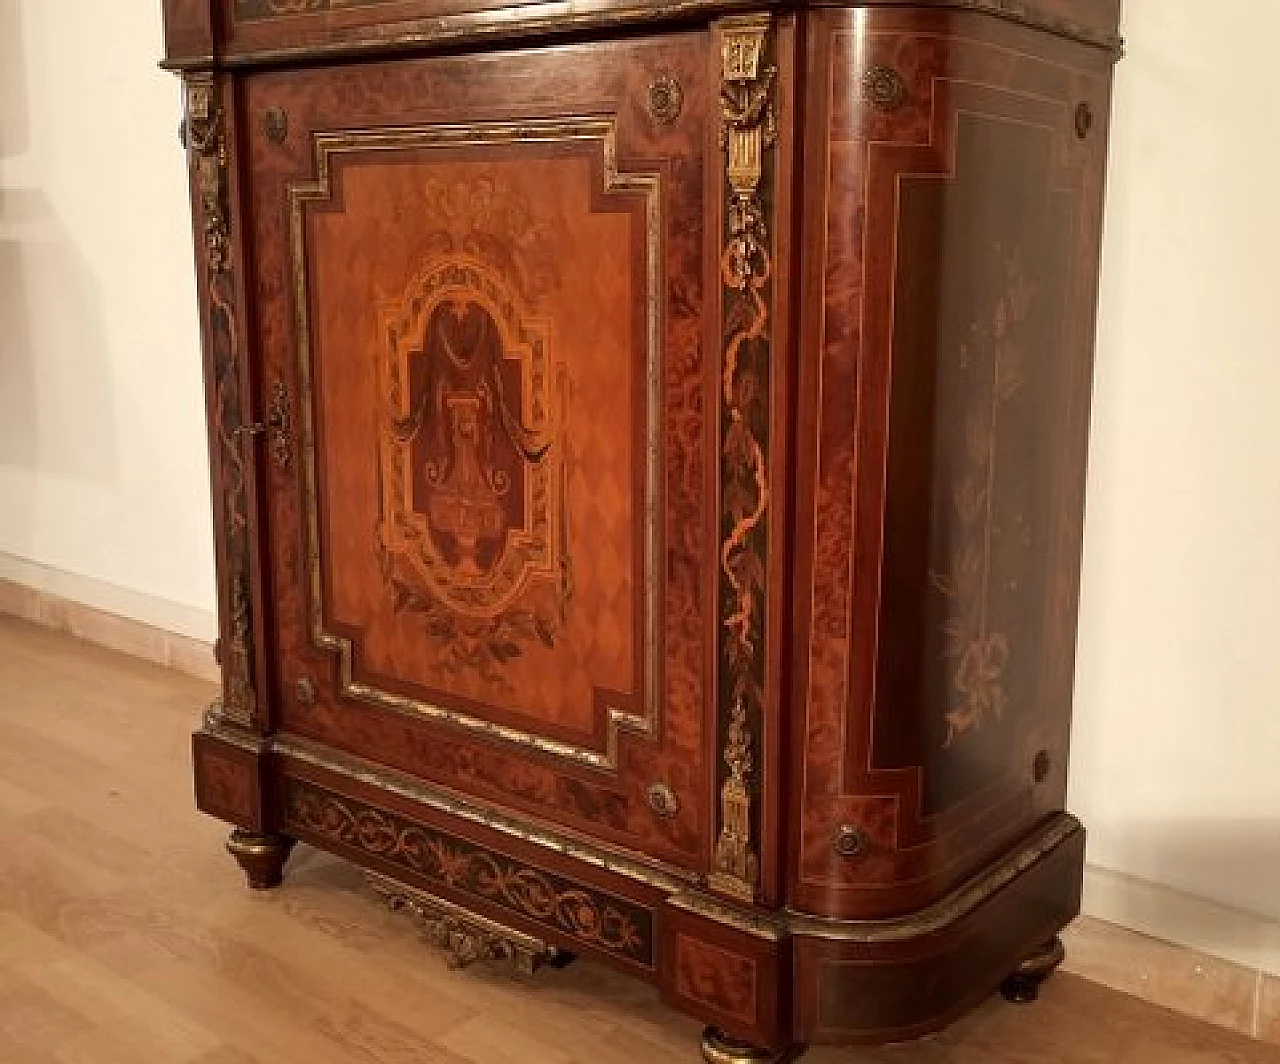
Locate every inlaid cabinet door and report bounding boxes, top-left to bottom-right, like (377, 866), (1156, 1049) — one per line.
(243, 35), (720, 877)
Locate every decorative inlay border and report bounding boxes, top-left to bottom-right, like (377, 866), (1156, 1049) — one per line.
(710, 14), (775, 906)
(280, 777), (655, 966)
(184, 73), (257, 728)
(287, 119), (663, 772)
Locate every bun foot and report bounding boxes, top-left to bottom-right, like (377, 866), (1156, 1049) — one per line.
(1000, 935), (1066, 1004)
(700, 1028), (790, 1064)
(226, 830), (295, 890)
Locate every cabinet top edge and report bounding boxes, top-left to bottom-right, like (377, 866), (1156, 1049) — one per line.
(161, 0), (1122, 71)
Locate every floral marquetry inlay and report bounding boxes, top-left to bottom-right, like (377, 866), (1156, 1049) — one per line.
(930, 245), (1035, 747)
(377, 253), (569, 690)
(281, 780), (654, 966)
(711, 13), (776, 906)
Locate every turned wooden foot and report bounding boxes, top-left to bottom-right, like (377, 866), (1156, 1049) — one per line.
(225, 830), (295, 890)
(1000, 935), (1066, 1004)
(700, 1028), (790, 1064)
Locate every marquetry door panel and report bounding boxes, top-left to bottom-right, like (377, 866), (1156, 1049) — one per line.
(243, 35), (719, 875)
(790, 10), (1113, 919)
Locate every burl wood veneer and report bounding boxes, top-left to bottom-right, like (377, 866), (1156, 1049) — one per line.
(165, 1), (1120, 1058)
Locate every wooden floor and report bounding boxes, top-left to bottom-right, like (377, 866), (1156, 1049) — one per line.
(1, 615), (1278, 1064)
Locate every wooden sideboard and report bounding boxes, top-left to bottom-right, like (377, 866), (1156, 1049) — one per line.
(164, 1), (1120, 1057)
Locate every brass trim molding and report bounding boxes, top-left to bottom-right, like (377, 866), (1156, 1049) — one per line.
(200, 720), (1080, 947)
(271, 731), (699, 893)
(287, 119), (664, 774)
(669, 890), (786, 942)
(368, 871), (562, 974)
(202, 704), (270, 753)
(196, 715), (696, 889)
(672, 814), (1080, 943)
(710, 12), (776, 907)
(784, 814), (1082, 943)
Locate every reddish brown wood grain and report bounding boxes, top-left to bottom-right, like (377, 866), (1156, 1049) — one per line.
(174, 0), (1117, 1054)
(676, 935), (759, 1024)
(243, 35), (722, 879)
(192, 730), (266, 829)
(660, 905), (788, 1050)
(787, 7), (1113, 921)
(791, 818), (1086, 1044)
(162, 0), (214, 63)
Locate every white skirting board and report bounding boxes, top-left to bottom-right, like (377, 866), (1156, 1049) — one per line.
(1082, 863), (1280, 979)
(0, 551), (216, 643)
(0, 553), (218, 682)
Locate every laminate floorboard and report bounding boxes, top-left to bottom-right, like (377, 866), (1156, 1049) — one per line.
(0, 615), (1277, 1063)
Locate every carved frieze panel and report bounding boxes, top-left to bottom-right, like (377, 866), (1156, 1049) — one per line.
(281, 778), (656, 966)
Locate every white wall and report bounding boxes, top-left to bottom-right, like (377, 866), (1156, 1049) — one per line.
(1071, 0), (1280, 931)
(0, 0), (216, 640)
(1, 0), (1279, 953)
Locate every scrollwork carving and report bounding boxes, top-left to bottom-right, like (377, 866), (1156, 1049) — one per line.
(282, 781), (653, 964)
(369, 872), (557, 975)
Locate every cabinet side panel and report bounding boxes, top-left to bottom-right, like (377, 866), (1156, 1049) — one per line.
(789, 7), (1113, 919)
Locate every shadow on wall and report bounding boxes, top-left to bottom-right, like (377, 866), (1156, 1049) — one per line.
(0, 0), (120, 542)
(1086, 819), (1280, 951)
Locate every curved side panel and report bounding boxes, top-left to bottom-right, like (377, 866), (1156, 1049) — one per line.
(789, 7), (1114, 919)
(793, 815), (1085, 1043)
